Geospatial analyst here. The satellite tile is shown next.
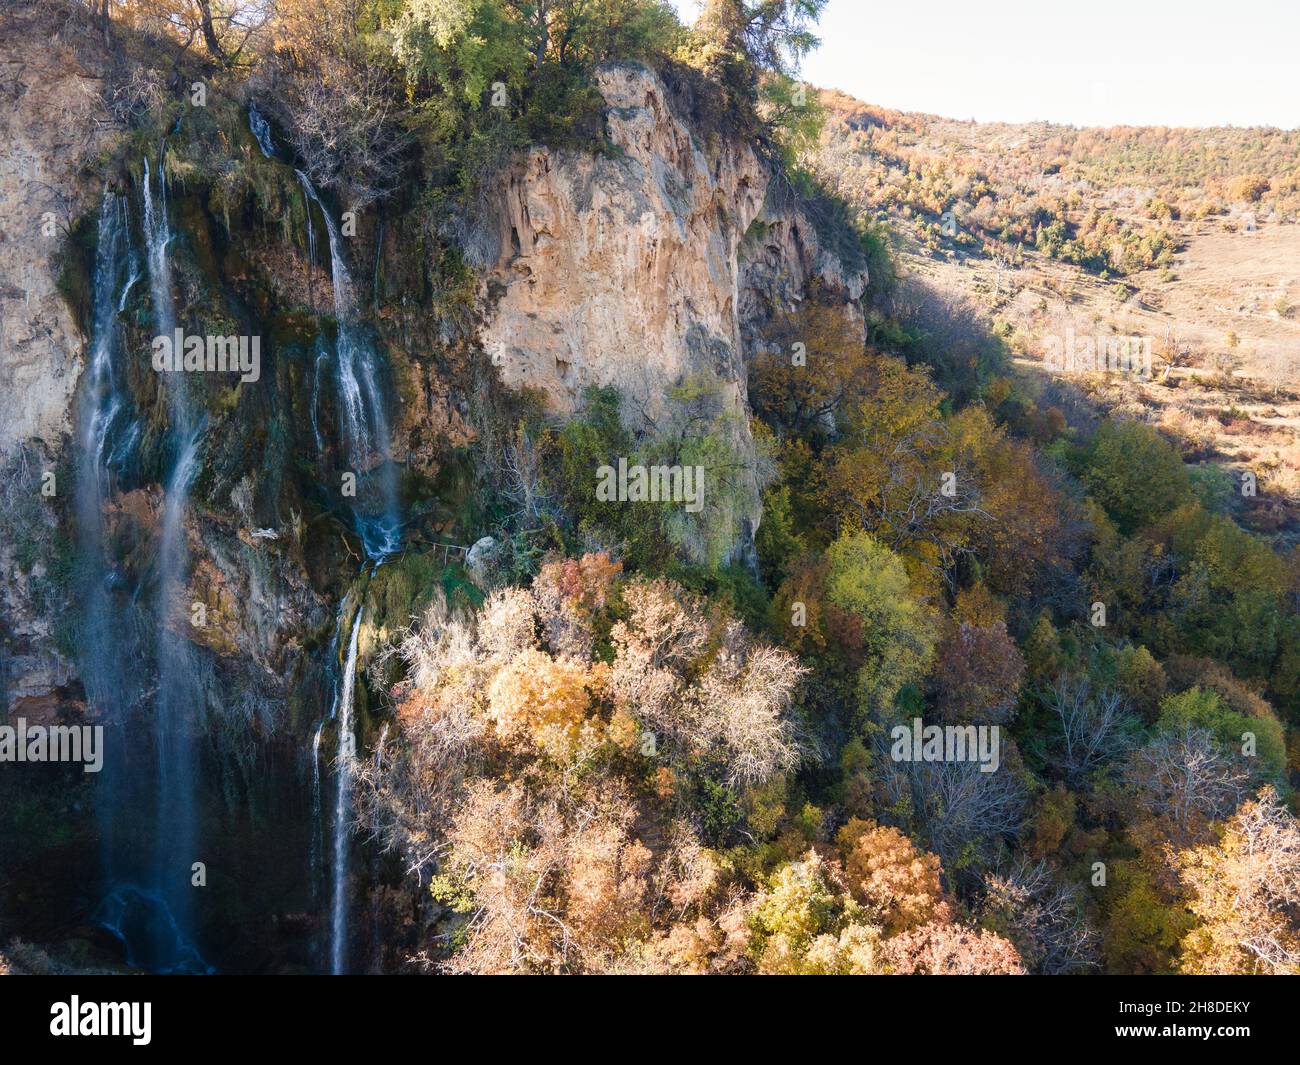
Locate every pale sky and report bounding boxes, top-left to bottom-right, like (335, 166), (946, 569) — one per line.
(670, 0), (1300, 129)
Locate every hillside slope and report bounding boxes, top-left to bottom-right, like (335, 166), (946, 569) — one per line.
(812, 88), (1300, 531)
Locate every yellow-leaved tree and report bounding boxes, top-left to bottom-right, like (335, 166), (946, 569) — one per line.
(1176, 787), (1300, 975)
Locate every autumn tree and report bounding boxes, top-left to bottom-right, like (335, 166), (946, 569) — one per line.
(1150, 507), (1291, 684)
(1176, 787), (1300, 975)
(119, 0), (271, 64)
(818, 359), (995, 583)
(880, 921), (1024, 975)
(823, 530), (935, 720)
(1097, 856), (1194, 975)
(748, 301), (869, 440)
(967, 433), (1085, 600)
(281, 55), (414, 211)
(1123, 726), (1251, 849)
(1156, 685), (1285, 779)
(487, 646), (605, 760)
(982, 860), (1099, 973)
(432, 780), (658, 973)
(836, 818), (947, 935)
(748, 850), (883, 975)
(532, 551), (623, 658)
(608, 579), (805, 786)
(930, 620), (1025, 725)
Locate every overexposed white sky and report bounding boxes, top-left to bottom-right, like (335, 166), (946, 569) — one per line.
(670, 0), (1300, 128)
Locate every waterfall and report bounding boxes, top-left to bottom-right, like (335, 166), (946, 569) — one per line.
(330, 603), (364, 974)
(291, 173), (403, 971)
(76, 190), (138, 885)
(142, 157), (174, 343)
(75, 191), (135, 711)
(80, 162), (209, 972)
(303, 184), (317, 311)
(96, 886), (209, 973)
(304, 193), (317, 268)
(311, 594), (363, 971)
(309, 719), (326, 903)
(296, 170), (400, 559)
(78, 191), (139, 498)
(153, 428), (200, 949)
(310, 344), (328, 454)
(248, 102), (275, 158)
(137, 154), (207, 970)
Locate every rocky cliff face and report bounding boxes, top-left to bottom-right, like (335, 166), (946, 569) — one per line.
(469, 63), (866, 563)
(474, 63), (866, 423)
(0, 49), (870, 715)
(0, 12), (107, 457)
(0, 11), (111, 721)
(0, 14), (874, 972)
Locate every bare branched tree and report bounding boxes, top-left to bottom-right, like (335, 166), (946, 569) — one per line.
(1125, 725), (1251, 845)
(692, 625), (807, 787)
(983, 858), (1100, 974)
(283, 55), (412, 211)
(499, 423), (555, 526)
(878, 755), (1026, 880)
(1043, 675), (1135, 786)
(1155, 325), (1194, 381)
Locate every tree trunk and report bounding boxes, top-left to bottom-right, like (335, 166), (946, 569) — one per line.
(195, 0), (227, 63)
(534, 0), (549, 69)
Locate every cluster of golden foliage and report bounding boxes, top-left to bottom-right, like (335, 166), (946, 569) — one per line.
(1175, 787), (1300, 975)
(743, 822), (1022, 975)
(837, 818), (947, 935)
(754, 302), (1076, 601)
(487, 648), (607, 761)
(358, 553), (813, 973)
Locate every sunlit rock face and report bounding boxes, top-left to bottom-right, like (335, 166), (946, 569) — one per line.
(475, 64), (767, 421)
(472, 62), (867, 560)
(0, 22), (108, 458)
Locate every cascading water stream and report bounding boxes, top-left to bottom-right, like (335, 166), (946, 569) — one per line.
(142, 157), (174, 345)
(309, 611), (342, 905)
(310, 719), (326, 902)
(329, 602), (364, 974)
(310, 345), (328, 454)
(248, 102), (276, 158)
(75, 191), (135, 711)
(79, 161), (209, 971)
(76, 190), (138, 881)
(296, 170), (401, 558)
(293, 166), (402, 971)
(134, 155), (207, 970)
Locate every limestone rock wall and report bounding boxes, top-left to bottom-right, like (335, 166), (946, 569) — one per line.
(476, 64), (868, 415)
(472, 62), (868, 559)
(0, 8), (108, 457)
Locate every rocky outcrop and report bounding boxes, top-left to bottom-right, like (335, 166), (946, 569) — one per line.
(475, 63), (866, 420)
(474, 64), (767, 423)
(0, 8), (109, 458)
(0, 11), (120, 720)
(471, 62), (867, 560)
(737, 187), (869, 340)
